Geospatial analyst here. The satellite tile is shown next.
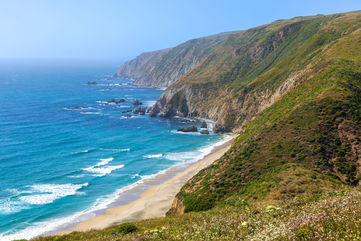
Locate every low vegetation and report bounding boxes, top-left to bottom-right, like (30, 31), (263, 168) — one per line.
(30, 11), (361, 241)
(34, 189), (361, 240)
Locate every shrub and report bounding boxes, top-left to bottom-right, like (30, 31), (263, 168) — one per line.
(117, 222), (138, 234)
(183, 194), (215, 212)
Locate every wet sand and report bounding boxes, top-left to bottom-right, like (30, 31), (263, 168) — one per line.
(58, 136), (234, 234)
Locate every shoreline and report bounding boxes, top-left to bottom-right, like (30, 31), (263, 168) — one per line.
(55, 135), (235, 235)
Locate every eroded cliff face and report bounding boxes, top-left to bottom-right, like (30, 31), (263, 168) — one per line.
(152, 72), (312, 135)
(165, 12), (361, 215)
(115, 32), (233, 88)
(149, 17), (323, 131)
(115, 48), (171, 86)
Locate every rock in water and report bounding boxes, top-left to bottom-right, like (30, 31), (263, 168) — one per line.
(116, 98), (125, 103)
(132, 99), (143, 105)
(133, 107), (146, 115)
(121, 110), (132, 113)
(201, 121), (207, 128)
(200, 130), (210, 135)
(213, 124), (229, 133)
(177, 125), (198, 132)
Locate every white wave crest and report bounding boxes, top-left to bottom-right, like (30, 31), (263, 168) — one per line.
(0, 199), (27, 214)
(83, 165), (124, 177)
(111, 148), (130, 152)
(165, 135), (233, 163)
(80, 112), (102, 115)
(18, 183), (88, 205)
(0, 135), (234, 241)
(144, 100), (156, 107)
(144, 154), (163, 159)
(96, 157), (114, 166)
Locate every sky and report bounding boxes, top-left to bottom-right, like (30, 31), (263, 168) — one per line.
(0, 0), (360, 61)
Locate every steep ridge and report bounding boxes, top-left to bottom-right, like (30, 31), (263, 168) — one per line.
(34, 11), (361, 241)
(166, 11), (361, 214)
(150, 12), (361, 132)
(115, 32), (233, 87)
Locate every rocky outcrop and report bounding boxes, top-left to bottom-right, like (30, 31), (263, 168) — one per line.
(148, 16), (330, 131)
(115, 32), (233, 88)
(108, 98), (125, 104)
(177, 125), (198, 132)
(167, 196), (185, 215)
(165, 12), (361, 215)
(132, 99), (142, 105)
(200, 130), (210, 135)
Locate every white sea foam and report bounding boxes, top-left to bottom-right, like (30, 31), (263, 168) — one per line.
(0, 199), (27, 214)
(0, 135), (233, 241)
(64, 107), (95, 111)
(131, 173), (141, 179)
(110, 148), (130, 152)
(71, 149), (91, 155)
(120, 115), (138, 119)
(170, 130), (205, 135)
(96, 83), (124, 87)
(18, 183), (88, 205)
(0, 183), (88, 215)
(165, 134), (233, 164)
(144, 154), (163, 159)
(96, 157), (114, 166)
(69, 174), (86, 178)
(144, 100), (156, 107)
(0, 208), (92, 241)
(80, 112), (102, 115)
(83, 164), (124, 177)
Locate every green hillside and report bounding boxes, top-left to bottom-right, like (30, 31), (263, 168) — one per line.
(32, 11), (361, 241)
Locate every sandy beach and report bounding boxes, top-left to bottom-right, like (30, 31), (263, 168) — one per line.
(58, 136), (234, 234)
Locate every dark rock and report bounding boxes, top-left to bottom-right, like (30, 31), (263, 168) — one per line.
(121, 110), (132, 113)
(201, 121), (207, 128)
(177, 125), (198, 132)
(213, 124), (230, 134)
(132, 99), (143, 105)
(149, 112), (157, 117)
(133, 107), (146, 115)
(181, 119), (191, 123)
(200, 130), (210, 135)
(108, 98), (126, 104)
(116, 98), (125, 104)
(124, 114), (132, 118)
(65, 107), (87, 110)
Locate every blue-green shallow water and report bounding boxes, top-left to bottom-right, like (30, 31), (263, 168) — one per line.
(0, 61), (228, 240)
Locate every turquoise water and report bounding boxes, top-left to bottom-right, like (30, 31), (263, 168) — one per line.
(0, 61), (227, 240)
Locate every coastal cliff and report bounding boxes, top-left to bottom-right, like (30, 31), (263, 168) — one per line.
(150, 13), (361, 131)
(36, 11), (361, 241)
(114, 32), (232, 87)
(118, 11), (361, 215)
(165, 11), (361, 214)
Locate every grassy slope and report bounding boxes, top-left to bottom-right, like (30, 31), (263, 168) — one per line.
(165, 11), (361, 130)
(33, 188), (361, 241)
(177, 16), (361, 213)
(31, 11), (361, 241)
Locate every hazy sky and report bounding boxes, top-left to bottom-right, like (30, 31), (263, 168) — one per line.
(0, 0), (360, 61)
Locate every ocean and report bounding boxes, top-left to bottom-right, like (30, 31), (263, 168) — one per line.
(0, 60), (229, 240)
